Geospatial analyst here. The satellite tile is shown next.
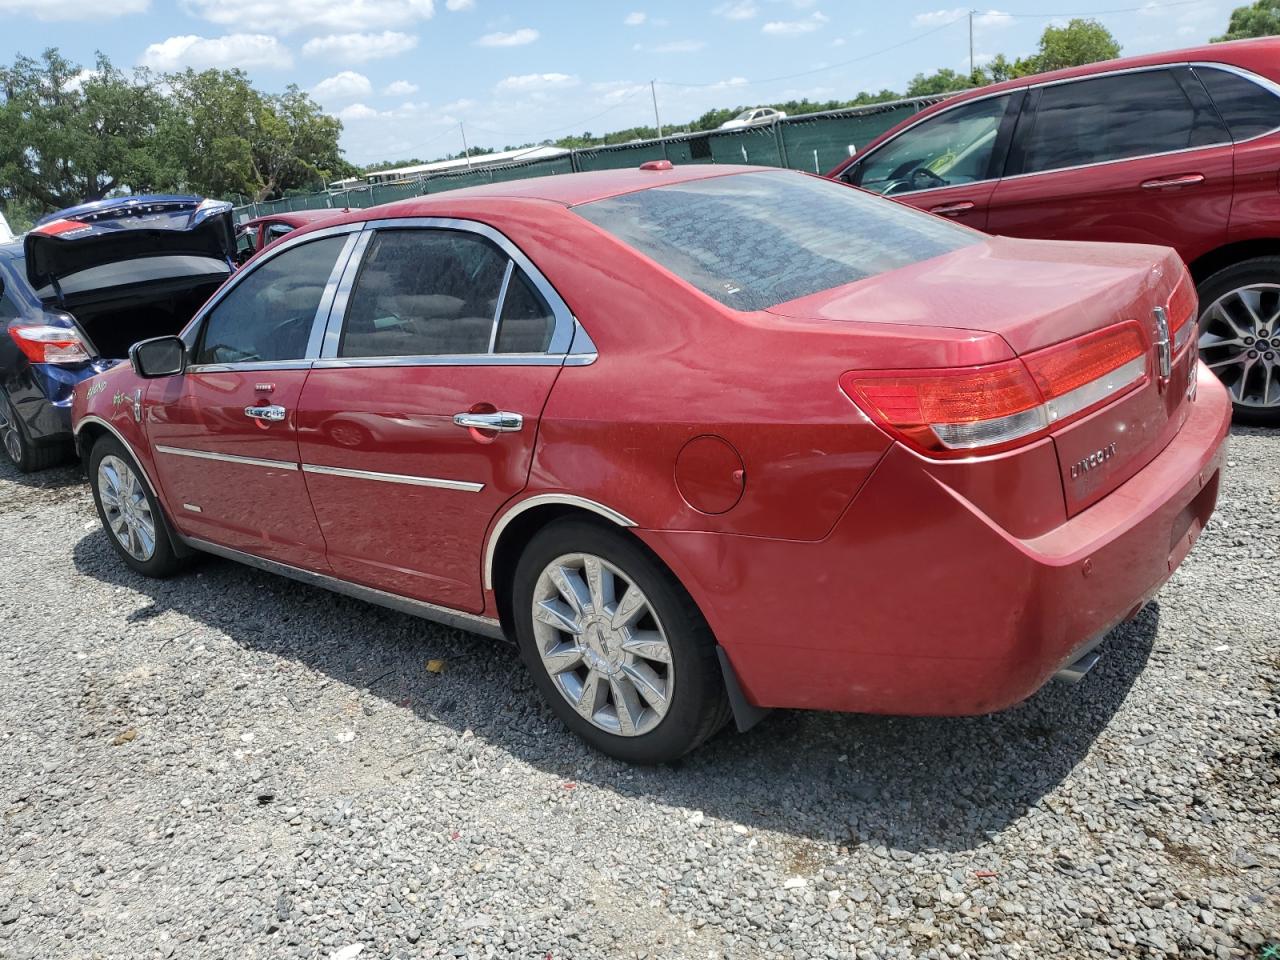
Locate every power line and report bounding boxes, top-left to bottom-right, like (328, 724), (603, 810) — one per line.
(997, 0), (1207, 15)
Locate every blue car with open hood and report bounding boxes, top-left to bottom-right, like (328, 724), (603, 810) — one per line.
(0, 195), (235, 471)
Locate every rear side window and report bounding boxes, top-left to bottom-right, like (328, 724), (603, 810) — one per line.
(195, 234), (346, 365)
(1195, 66), (1280, 140)
(339, 228), (540, 358)
(1023, 69), (1224, 174)
(575, 171), (975, 311)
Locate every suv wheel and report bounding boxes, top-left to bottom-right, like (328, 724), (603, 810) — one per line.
(511, 519), (731, 764)
(1197, 257), (1280, 425)
(88, 435), (185, 577)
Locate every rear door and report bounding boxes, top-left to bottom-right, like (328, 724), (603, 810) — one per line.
(146, 228), (358, 570)
(986, 66), (1234, 259)
(295, 218), (587, 613)
(840, 91), (1022, 229)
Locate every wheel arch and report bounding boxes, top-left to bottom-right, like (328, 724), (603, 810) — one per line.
(1187, 238), (1280, 285)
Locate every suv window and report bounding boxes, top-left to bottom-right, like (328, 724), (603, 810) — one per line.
(494, 269), (555, 354)
(338, 229), (511, 358)
(194, 234), (346, 365)
(1195, 66), (1280, 141)
(852, 95), (1010, 196)
(1022, 69), (1225, 175)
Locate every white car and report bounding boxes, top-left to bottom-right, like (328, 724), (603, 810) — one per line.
(718, 107), (787, 130)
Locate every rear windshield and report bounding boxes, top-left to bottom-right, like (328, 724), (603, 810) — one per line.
(575, 171), (976, 311)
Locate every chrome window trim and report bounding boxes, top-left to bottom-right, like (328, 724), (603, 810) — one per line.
(179, 222), (367, 355)
(183, 536), (505, 641)
(1189, 61), (1280, 144)
(482, 494), (636, 590)
(301, 462), (484, 492)
(186, 359), (315, 374)
(319, 216), (577, 361)
(319, 229), (373, 358)
(155, 444), (299, 472)
(312, 353), (568, 369)
(488, 259), (515, 353)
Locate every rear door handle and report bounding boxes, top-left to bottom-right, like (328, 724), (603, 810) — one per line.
(453, 411), (523, 432)
(929, 201), (975, 216)
(1141, 174), (1205, 189)
(245, 404), (287, 422)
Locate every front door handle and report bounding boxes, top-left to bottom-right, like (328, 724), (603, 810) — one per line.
(245, 404), (287, 422)
(929, 201), (975, 216)
(453, 411), (523, 433)
(1141, 173), (1205, 189)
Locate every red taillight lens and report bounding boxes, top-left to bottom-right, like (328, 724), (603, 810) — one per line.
(1167, 271), (1198, 353)
(7, 323), (91, 364)
(842, 321), (1149, 458)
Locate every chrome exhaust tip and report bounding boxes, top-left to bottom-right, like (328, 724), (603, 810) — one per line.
(1054, 649), (1102, 685)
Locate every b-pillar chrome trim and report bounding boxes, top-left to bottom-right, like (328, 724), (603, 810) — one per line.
(183, 537), (506, 641)
(482, 494), (638, 590)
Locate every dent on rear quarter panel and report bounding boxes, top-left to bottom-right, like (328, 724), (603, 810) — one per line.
(71, 364), (153, 475)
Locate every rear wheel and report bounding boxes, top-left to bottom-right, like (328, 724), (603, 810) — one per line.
(0, 390), (66, 473)
(511, 519), (730, 764)
(89, 435), (184, 577)
(1197, 258), (1280, 424)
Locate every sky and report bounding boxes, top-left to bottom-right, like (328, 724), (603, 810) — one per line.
(0, 0), (1235, 168)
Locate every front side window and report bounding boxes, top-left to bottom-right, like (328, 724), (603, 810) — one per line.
(853, 95), (1010, 196)
(1195, 66), (1280, 141)
(338, 229), (512, 358)
(1022, 69), (1221, 175)
(576, 171), (976, 312)
(194, 234), (347, 365)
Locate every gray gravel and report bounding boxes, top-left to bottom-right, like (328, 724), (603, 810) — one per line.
(0, 426), (1276, 960)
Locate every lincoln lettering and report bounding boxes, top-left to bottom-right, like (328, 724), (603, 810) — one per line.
(1071, 442), (1119, 479)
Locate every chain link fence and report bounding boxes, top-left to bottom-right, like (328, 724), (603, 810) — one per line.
(232, 94), (950, 221)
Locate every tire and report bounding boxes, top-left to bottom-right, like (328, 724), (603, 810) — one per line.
(511, 518), (731, 764)
(1196, 257), (1280, 425)
(0, 390), (67, 473)
(88, 435), (185, 578)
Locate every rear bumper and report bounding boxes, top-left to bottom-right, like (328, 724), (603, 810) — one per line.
(638, 363), (1231, 715)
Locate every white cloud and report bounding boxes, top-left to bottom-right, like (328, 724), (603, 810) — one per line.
(475, 27), (538, 46)
(383, 79), (419, 95)
(495, 72), (579, 92)
(312, 70), (373, 100)
(338, 103), (382, 121)
(713, 1), (757, 19)
(445, 0), (472, 8)
(140, 34), (292, 71)
(762, 11), (827, 35)
(62, 68), (99, 93)
(624, 11), (646, 25)
(0, 0), (146, 19)
(831, 36), (845, 46)
(974, 9), (1013, 28)
(647, 39), (707, 53)
(912, 7), (966, 26)
(302, 31), (418, 62)
(183, 0), (434, 33)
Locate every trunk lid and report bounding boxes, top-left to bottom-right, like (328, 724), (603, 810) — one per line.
(770, 236), (1197, 515)
(25, 195), (236, 295)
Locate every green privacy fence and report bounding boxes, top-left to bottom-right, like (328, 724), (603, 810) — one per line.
(232, 94), (950, 220)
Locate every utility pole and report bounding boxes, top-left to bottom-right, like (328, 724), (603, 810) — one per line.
(460, 122), (472, 168)
(968, 9), (976, 80)
(650, 80), (663, 138)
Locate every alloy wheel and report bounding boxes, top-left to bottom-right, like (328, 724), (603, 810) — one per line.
(0, 400), (22, 464)
(1199, 283), (1280, 409)
(530, 552), (675, 738)
(97, 454), (157, 562)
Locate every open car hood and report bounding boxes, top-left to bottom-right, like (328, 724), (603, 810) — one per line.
(25, 196), (236, 294)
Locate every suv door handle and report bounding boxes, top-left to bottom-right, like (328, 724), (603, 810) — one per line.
(245, 404), (287, 422)
(1141, 174), (1205, 189)
(453, 411), (523, 432)
(929, 201), (975, 216)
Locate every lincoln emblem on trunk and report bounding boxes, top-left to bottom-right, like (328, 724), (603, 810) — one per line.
(1070, 442), (1118, 480)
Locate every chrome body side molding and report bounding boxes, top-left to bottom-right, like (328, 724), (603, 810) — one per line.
(184, 537), (506, 641)
(154, 444), (299, 472)
(301, 462), (484, 492)
(483, 494), (638, 590)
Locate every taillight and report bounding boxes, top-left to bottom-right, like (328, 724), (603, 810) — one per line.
(841, 321), (1148, 458)
(7, 323), (91, 364)
(1167, 272), (1198, 353)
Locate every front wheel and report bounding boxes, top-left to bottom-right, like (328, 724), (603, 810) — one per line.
(511, 519), (730, 764)
(89, 436), (185, 577)
(1196, 258), (1280, 425)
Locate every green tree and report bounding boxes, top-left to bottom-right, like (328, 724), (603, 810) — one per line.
(0, 49), (179, 212)
(1212, 0), (1280, 40)
(905, 68), (973, 97)
(1025, 18), (1121, 73)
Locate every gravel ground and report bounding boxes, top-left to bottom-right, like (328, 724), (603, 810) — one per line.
(0, 426), (1276, 960)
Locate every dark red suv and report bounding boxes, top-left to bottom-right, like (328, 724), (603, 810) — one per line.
(827, 38), (1280, 423)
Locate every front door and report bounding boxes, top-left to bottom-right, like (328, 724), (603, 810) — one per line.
(296, 224), (572, 612)
(147, 231), (354, 569)
(986, 67), (1234, 257)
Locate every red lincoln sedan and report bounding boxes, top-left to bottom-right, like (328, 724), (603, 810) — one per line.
(826, 38), (1280, 423)
(71, 165), (1230, 763)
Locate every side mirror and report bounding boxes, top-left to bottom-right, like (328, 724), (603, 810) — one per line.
(130, 336), (187, 379)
